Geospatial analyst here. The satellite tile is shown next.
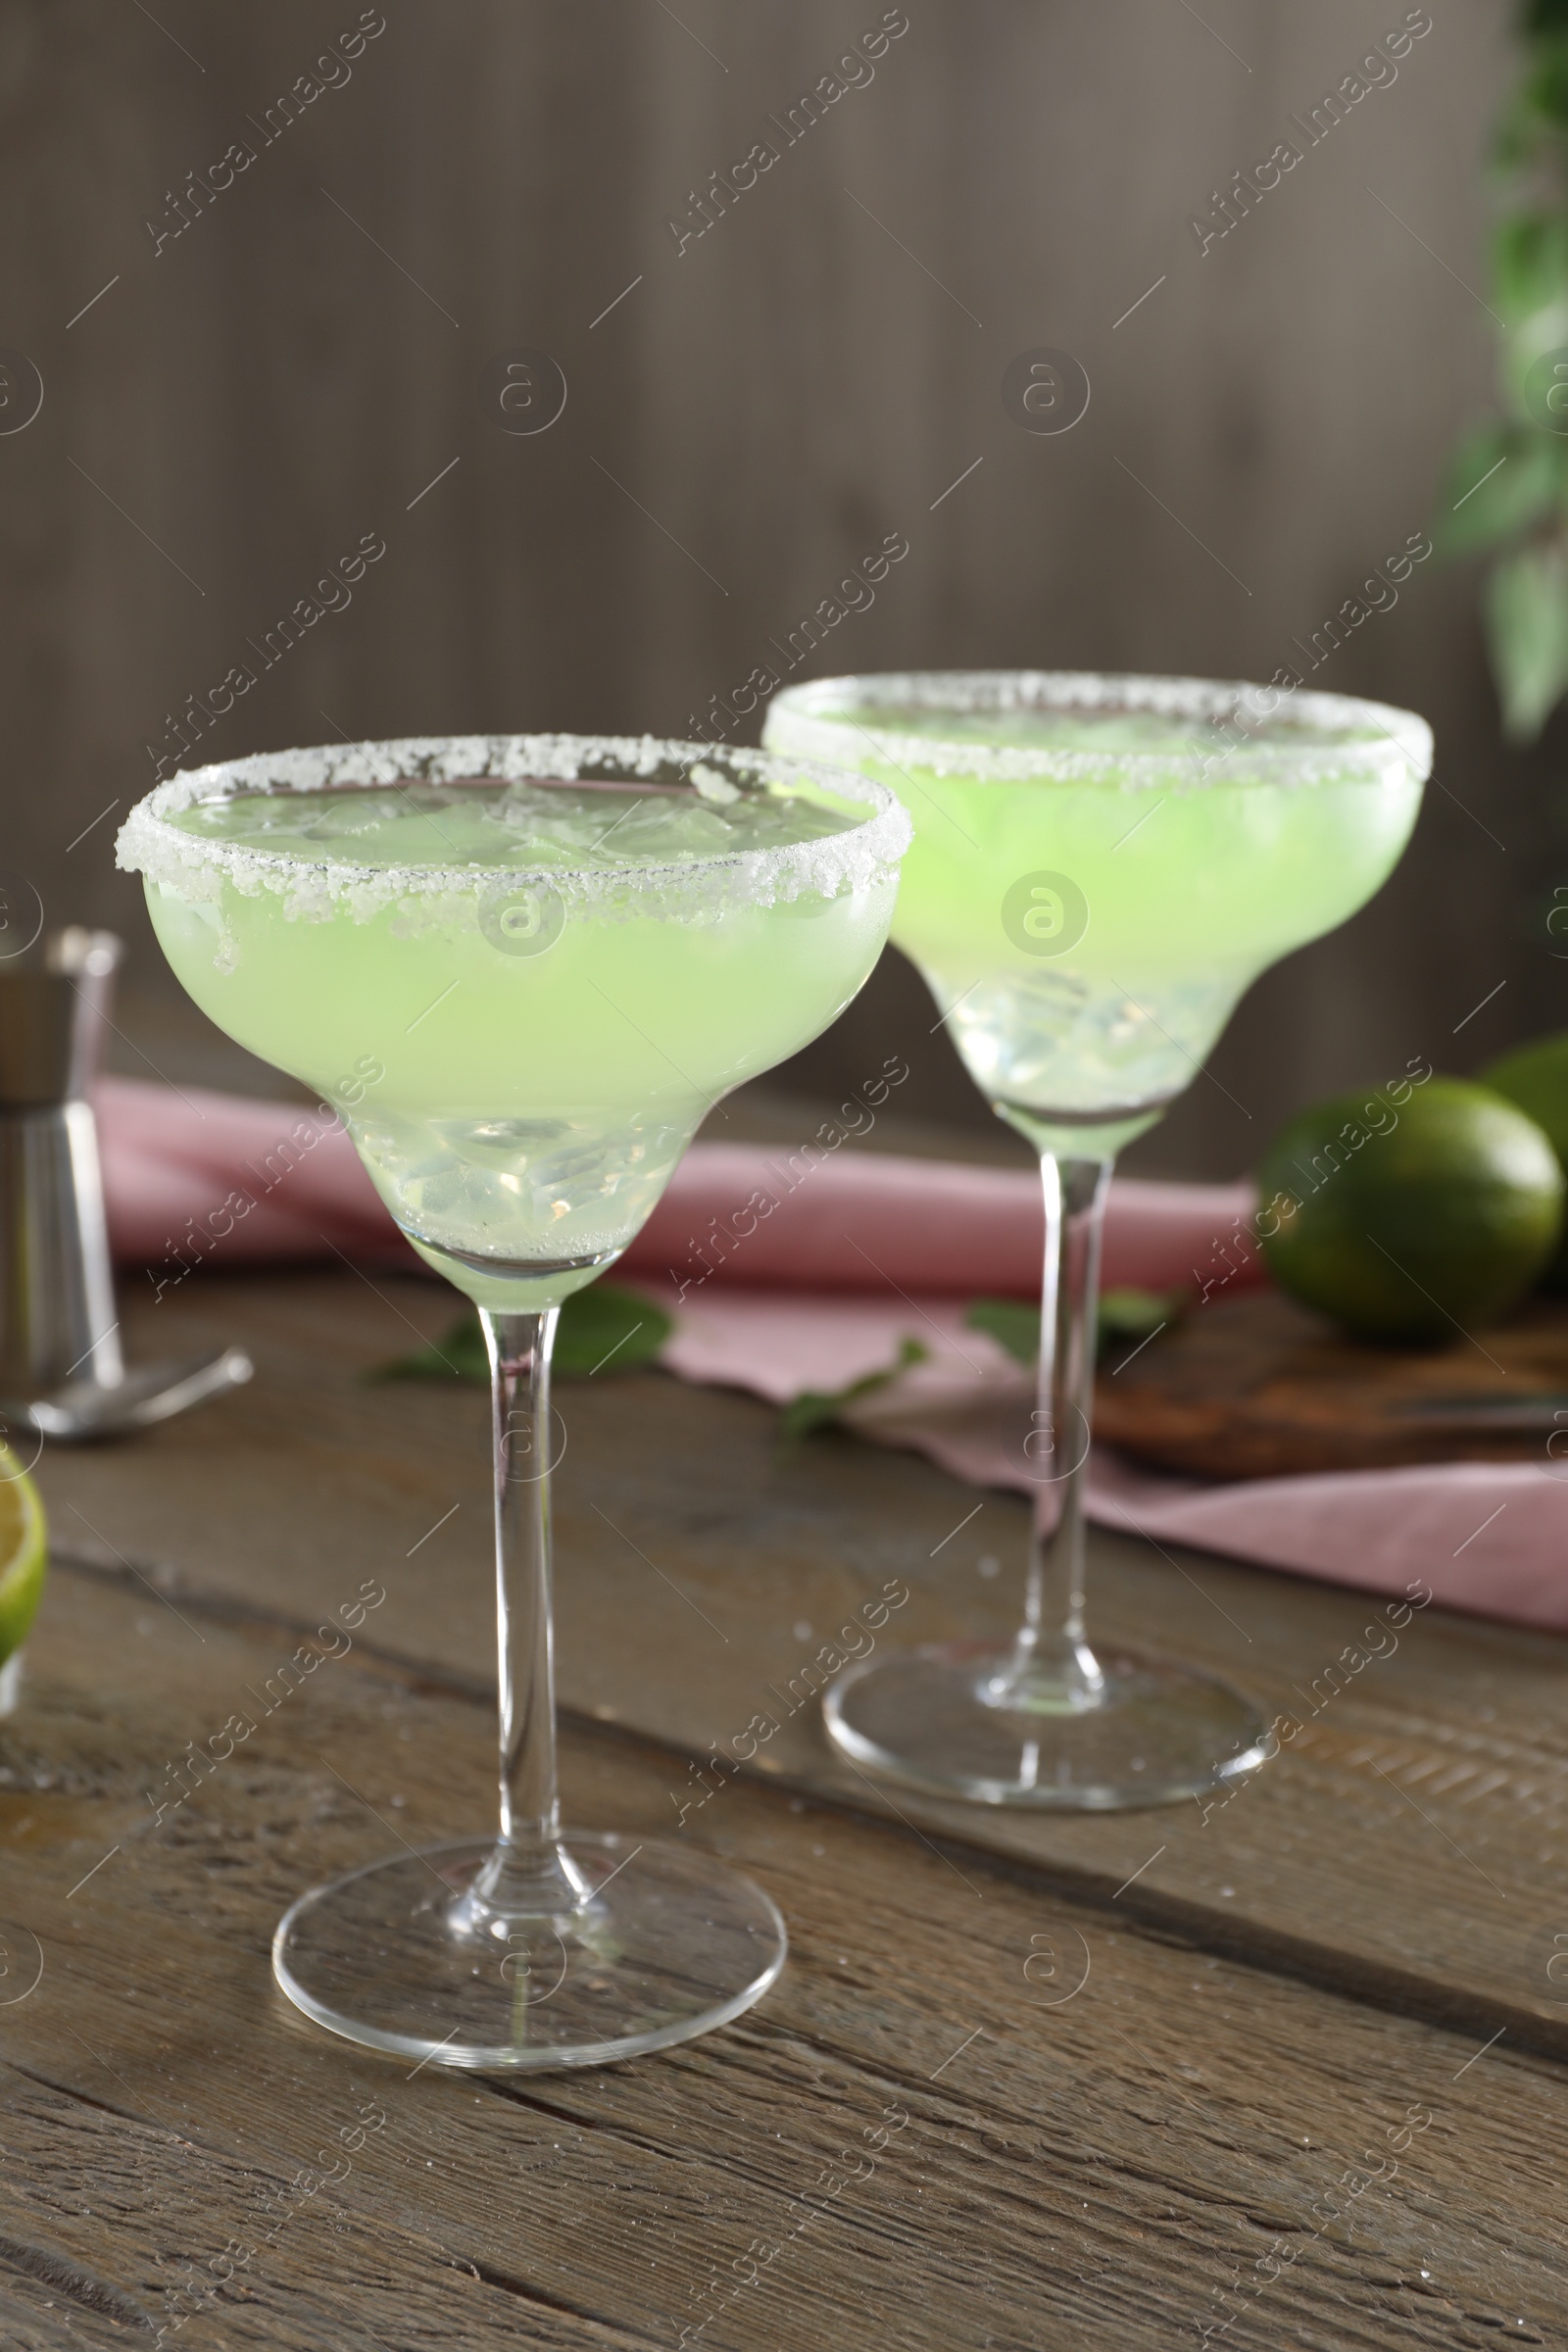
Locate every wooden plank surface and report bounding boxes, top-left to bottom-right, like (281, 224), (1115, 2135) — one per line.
(5, 1535), (1568, 2348)
(38, 1266), (1568, 2071)
(1094, 1288), (1568, 1478)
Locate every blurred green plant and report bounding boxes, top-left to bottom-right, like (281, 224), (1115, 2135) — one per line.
(1441, 0), (1568, 738)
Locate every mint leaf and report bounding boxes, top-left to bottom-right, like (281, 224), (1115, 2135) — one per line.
(964, 1298), (1040, 1366)
(779, 1339), (927, 1445)
(964, 1287), (1192, 1371)
(555, 1284), (671, 1376)
(368, 1282), (671, 1384)
(1097, 1286), (1192, 1364)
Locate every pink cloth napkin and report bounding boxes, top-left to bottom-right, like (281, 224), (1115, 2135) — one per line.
(95, 1082), (1564, 1628)
(99, 1077), (403, 1276)
(99, 1079), (1260, 1300)
(652, 1288), (1557, 1627)
(617, 1141), (1263, 1300)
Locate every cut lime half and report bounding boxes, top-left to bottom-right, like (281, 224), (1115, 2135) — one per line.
(0, 1450), (48, 1666)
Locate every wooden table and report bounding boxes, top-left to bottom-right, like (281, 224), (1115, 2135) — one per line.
(5, 1266), (1568, 2349)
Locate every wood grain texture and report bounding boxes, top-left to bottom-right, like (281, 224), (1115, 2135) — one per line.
(1094, 1289), (1568, 1478)
(32, 1267), (1568, 2089)
(4, 1547), (1568, 2349)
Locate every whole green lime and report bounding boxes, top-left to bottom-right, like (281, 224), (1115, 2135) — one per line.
(1258, 1078), (1565, 1344)
(1483, 1032), (1568, 1288)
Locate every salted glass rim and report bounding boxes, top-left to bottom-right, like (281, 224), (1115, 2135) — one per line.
(764, 669), (1435, 790)
(115, 731), (910, 910)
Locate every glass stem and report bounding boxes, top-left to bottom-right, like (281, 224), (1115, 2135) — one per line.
(465, 1307), (589, 1919)
(1001, 1153), (1114, 1708)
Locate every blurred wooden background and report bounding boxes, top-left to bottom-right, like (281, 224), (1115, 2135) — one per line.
(0, 0), (1544, 1173)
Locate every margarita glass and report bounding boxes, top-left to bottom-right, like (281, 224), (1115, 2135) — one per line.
(766, 672), (1432, 1809)
(117, 732), (908, 2067)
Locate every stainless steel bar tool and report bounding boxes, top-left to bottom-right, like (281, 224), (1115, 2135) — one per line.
(0, 927), (251, 1441)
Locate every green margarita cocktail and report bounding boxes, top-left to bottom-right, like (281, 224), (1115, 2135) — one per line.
(770, 674), (1427, 1158)
(124, 736), (901, 1307)
(117, 733), (908, 2073)
(766, 672), (1433, 1814)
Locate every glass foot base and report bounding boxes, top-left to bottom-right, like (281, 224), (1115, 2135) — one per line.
(823, 1643), (1270, 1810)
(272, 1833), (786, 2071)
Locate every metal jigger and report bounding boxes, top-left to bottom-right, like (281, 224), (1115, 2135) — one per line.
(0, 927), (252, 1442)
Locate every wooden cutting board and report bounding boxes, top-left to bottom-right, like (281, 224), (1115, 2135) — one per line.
(1093, 1288), (1568, 1480)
